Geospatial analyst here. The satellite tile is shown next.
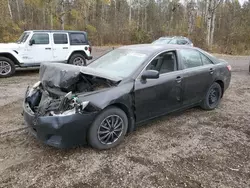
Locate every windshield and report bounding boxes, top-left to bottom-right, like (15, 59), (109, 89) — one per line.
(168, 39), (178, 44)
(17, 32), (30, 43)
(88, 49), (148, 78)
(152, 38), (171, 44)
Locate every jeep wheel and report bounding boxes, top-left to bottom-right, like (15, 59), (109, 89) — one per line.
(69, 54), (86, 66)
(0, 57), (15, 78)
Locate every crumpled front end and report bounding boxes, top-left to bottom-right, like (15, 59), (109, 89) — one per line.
(23, 82), (100, 148)
(22, 63), (118, 148)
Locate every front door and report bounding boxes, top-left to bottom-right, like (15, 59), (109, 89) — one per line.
(25, 32), (53, 64)
(134, 51), (183, 123)
(178, 49), (216, 106)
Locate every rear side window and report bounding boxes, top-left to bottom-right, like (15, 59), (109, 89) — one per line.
(70, 33), (87, 45)
(200, 53), (213, 65)
(53, 34), (68, 44)
(180, 49), (203, 69)
(31, 33), (49, 45)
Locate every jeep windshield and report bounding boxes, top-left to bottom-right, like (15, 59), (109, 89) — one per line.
(17, 32), (30, 43)
(88, 49), (148, 78)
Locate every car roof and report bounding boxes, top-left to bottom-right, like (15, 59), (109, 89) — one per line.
(26, 30), (87, 34)
(159, 36), (189, 40)
(119, 44), (196, 54)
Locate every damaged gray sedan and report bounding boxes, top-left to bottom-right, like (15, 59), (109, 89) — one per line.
(23, 44), (231, 149)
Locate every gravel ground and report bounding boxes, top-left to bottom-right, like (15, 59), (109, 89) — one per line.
(0, 47), (249, 188)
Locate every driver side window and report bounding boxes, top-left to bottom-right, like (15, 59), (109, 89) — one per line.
(146, 51), (177, 74)
(31, 33), (49, 45)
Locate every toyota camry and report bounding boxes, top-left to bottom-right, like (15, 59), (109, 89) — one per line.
(23, 44), (231, 149)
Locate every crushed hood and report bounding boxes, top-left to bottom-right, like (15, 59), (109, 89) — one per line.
(80, 67), (122, 82)
(39, 63), (122, 92)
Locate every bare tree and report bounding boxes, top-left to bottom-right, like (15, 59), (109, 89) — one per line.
(206, 0), (222, 47)
(59, 0), (65, 30)
(7, 0), (12, 20)
(187, 0), (197, 36)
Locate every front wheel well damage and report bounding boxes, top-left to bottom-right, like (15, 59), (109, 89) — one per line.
(215, 80), (224, 97)
(109, 103), (135, 133)
(0, 53), (20, 65)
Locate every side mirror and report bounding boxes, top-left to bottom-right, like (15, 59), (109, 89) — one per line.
(29, 39), (35, 46)
(141, 70), (159, 80)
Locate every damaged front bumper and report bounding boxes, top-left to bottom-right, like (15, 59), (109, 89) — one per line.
(23, 88), (98, 148)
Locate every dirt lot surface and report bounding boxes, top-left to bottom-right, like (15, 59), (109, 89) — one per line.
(0, 47), (249, 188)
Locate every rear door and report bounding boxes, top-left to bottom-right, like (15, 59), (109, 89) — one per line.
(52, 33), (70, 62)
(134, 51), (183, 123)
(178, 49), (216, 106)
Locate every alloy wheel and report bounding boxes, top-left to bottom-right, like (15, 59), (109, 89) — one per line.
(0, 61), (11, 76)
(73, 57), (85, 66)
(97, 115), (124, 145)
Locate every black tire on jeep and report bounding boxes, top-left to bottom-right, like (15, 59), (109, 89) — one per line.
(68, 53), (86, 66)
(0, 57), (16, 78)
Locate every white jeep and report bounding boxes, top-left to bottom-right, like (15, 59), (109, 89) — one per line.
(0, 30), (92, 77)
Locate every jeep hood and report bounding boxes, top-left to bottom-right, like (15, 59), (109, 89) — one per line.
(0, 43), (20, 49)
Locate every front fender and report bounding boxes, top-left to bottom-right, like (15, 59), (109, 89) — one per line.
(78, 82), (135, 132)
(0, 50), (22, 64)
(78, 82), (134, 110)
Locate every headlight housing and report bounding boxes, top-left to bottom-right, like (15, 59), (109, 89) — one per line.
(51, 92), (90, 116)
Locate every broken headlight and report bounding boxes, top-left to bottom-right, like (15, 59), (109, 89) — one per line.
(51, 92), (89, 116)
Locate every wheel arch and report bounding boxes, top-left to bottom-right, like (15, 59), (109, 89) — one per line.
(67, 50), (87, 62)
(215, 80), (224, 97)
(108, 103), (135, 133)
(0, 52), (20, 66)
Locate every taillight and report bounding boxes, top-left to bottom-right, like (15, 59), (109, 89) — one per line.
(227, 65), (232, 71)
(88, 46), (92, 53)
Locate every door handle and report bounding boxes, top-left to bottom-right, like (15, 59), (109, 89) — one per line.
(209, 68), (214, 75)
(63, 47), (68, 49)
(45, 48), (51, 50)
(176, 76), (182, 83)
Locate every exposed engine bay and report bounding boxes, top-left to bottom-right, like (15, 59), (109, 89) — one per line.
(25, 63), (119, 117)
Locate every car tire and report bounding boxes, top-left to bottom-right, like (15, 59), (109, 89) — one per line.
(0, 57), (16, 78)
(88, 106), (128, 150)
(201, 82), (222, 110)
(68, 53), (86, 66)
